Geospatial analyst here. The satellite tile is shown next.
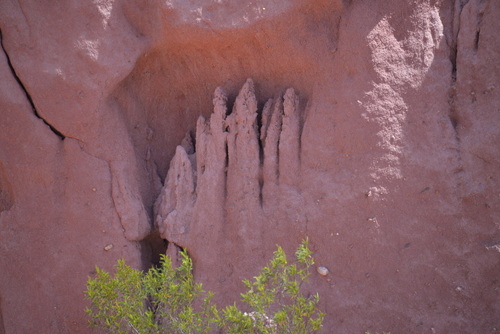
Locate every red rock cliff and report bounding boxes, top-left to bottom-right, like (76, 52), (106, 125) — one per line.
(0, 0), (498, 333)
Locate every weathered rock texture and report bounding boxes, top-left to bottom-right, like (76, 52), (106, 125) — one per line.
(0, 0), (499, 333)
(155, 79), (304, 295)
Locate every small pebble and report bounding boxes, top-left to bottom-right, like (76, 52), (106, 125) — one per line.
(317, 266), (329, 276)
(104, 244), (113, 251)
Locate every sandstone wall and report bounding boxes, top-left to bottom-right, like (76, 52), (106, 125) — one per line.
(0, 0), (498, 333)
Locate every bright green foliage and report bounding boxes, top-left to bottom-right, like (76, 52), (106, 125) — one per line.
(85, 240), (323, 334)
(85, 251), (217, 334)
(219, 239), (324, 334)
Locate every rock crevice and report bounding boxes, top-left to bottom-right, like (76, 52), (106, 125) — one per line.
(0, 29), (65, 140)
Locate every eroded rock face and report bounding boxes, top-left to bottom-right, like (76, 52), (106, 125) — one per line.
(0, 0), (499, 333)
(154, 79), (303, 294)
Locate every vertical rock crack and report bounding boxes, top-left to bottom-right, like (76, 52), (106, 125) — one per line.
(0, 29), (65, 140)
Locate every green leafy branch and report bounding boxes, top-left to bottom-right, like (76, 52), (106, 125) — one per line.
(85, 239), (324, 334)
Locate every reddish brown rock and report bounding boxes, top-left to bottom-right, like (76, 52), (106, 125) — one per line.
(0, 0), (499, 333)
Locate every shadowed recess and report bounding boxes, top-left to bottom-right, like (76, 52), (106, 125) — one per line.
(0, 162), (13, 213)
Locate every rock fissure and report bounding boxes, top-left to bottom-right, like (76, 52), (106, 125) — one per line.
(0, 29), (65, 140)
(473, 22), (481, 51)
(473, 1), (485, 52)
(450, 8), (459, 82)
(448, 0), (466, 149)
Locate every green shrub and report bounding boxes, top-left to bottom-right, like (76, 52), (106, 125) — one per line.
(219, 241), (324, 334)
(85, 250), (217, 334)
(85, 239), (324, 334)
